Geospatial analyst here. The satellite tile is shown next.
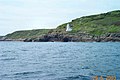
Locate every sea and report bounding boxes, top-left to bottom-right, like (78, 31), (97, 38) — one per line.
(0, 42), (120, 80)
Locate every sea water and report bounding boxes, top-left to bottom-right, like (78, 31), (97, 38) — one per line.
(0, 42), (120, 80)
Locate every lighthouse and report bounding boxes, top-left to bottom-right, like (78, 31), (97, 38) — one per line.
(66, 24), (72, 32)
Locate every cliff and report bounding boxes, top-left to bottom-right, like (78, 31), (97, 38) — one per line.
(1, 10), (120, 42)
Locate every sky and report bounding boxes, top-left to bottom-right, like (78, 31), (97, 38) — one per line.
(0, 0), (120, 35)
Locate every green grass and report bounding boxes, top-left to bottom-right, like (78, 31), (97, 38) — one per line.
(57, 10), (120, 36)
(6, 29), (51, 39)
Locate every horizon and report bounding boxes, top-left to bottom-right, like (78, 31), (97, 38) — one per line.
(0, 0), (120, 36)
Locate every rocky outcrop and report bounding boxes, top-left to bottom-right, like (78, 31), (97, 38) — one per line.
(1, 32), (120, 42)
(23, 33), (120, 42)
(0, 36), (6, 41)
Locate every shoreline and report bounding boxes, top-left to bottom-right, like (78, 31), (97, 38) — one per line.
(1, 33), (120, 42)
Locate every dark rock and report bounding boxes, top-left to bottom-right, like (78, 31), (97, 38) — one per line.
(1, 32), (120, 42)
(63, 37), (69, 42)
(24, 38), (33, 42)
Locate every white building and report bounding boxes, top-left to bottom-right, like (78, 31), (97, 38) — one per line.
(66, 24), (72, 32)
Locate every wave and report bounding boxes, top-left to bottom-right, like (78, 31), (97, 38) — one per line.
(0, 57), (16, 61)
(14, 71), (43, 76)
(0, 71), (43, 78)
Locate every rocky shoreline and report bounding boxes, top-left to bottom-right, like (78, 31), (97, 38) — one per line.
(1, 33), (120, 42)
(1, 10), (120, 42)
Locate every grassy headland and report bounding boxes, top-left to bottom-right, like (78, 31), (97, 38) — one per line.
(1, 10), (120, 42)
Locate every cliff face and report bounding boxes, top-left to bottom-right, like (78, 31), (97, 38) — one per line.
(23, 33), (120, 42)
(1, 10), (120, 42)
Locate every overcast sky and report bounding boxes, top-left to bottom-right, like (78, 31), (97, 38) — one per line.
(0, 0), (120, 35)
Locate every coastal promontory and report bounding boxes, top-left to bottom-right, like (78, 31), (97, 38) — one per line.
(1, 10), (120, 42)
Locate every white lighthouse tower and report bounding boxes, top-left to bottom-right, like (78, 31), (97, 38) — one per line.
(66, 24), (72, 32)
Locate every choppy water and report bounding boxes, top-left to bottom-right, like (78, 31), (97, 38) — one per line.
(0, 42), (120, 80)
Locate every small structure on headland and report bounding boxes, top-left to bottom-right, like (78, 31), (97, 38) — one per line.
(66, 24), (72, 32)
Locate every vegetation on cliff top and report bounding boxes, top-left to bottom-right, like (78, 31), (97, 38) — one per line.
(5, 10), (120, 39)
(56, 10), (120, 35)
(6, 29), (51, 39)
